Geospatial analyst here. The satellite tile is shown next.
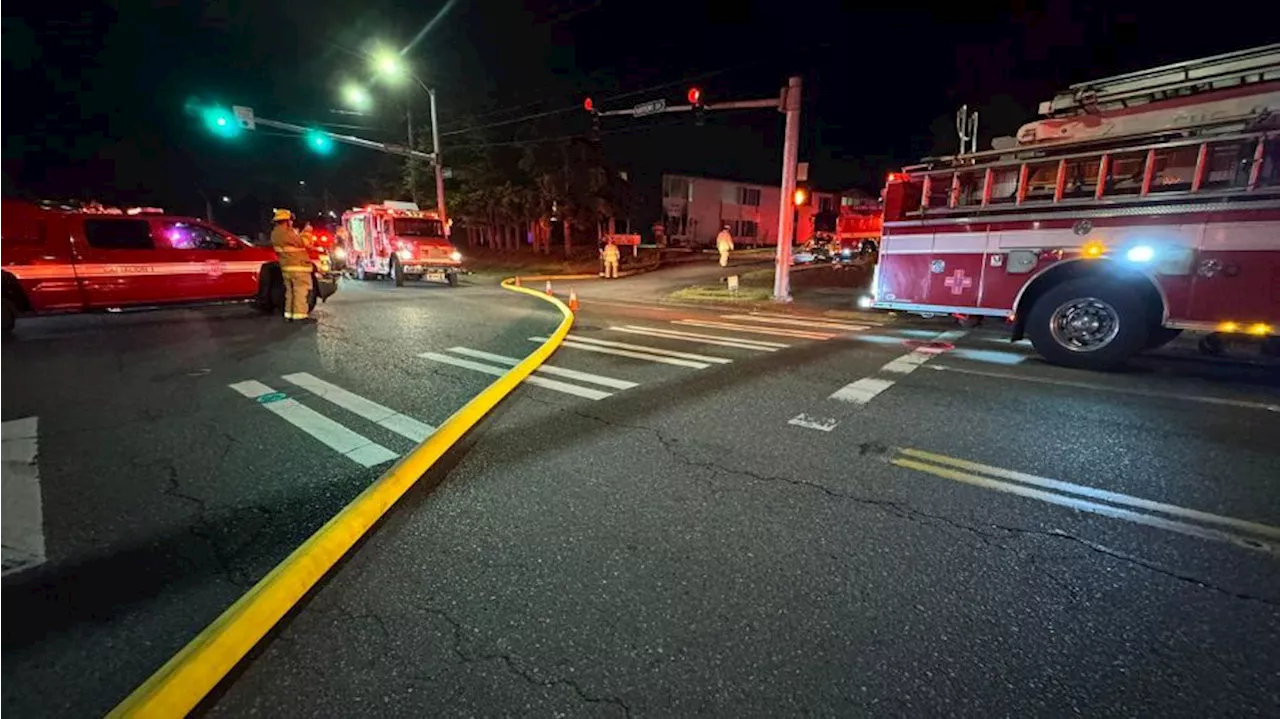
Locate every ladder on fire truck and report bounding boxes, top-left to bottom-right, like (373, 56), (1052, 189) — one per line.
(1040, 43), (1280, 117)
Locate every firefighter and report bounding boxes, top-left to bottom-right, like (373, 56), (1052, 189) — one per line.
(601, 237), (621, 279)
(270, 209), (314, 321)
(715, 224), (735, 267)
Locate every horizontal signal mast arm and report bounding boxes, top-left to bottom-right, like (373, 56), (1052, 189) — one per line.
(254, 117), (437, 162)
(597, 97), (781, 117)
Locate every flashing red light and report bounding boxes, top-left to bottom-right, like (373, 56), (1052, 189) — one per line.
(584, 97), (595, 112)
(687, 87), (702, 105)
(887, 172), (911, 183)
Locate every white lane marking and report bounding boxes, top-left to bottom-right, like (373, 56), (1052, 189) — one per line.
(894, 455), (1278, 555)
(418, 352), (612, 400)
(722, 314), (870, 331)
(536, 338), (711, 369)
(900, 449), (1280, 541)
(612, 325), (786, 350)
(2, 417), (46, 577)
(446, 347), (638, 390)
(829, 377), (896, 404)
(229, 381), (397, 467)
(673, 319), (835, 340)
(881, 351), (935, 374)
(747, 311), (882, 327)
(282, 373), (436, 443)
(928, 364), (1280, 412)
(548, 334), (733, 364)
(792, 330), (969, 430)
(949, 348), (1027, 365)
(787, 414), (839, 432)
(574, 299), (676, 312)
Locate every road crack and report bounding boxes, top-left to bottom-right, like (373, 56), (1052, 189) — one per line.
(419, 604), (632, 717)
(545, 405), (1274, 607)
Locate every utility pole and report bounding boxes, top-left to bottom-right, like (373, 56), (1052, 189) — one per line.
(428, 88), (448, 235)
(773, 76), (802, 302)
(587, 75), (804, 303)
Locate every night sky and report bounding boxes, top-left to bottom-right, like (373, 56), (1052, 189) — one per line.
(4, 1), (1275, 234)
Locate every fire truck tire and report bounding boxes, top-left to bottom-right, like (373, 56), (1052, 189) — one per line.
(2, 297), (16, 334)
(1142, 327), (1182, 351)
(390, 258), (405, 287)
(1026, 279), (1149, 370)
(446, 271), (459, 287)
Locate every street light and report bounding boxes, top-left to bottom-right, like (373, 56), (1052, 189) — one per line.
(221, 195), (231, 204)
(363, 45), (448, 236)
(342, 83), (371, 112)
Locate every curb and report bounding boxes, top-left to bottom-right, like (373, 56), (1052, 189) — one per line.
(108, 278), (574, 718)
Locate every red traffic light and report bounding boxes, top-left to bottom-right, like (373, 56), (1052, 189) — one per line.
(584, 97), (595, 112)
(687, 87), (702, 105)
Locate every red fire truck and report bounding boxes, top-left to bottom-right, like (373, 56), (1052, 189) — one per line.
(867, 44), (1280, 369)
(340, 201), (463, 287)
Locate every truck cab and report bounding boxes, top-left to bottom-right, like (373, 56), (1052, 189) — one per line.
(341, 201), (463, 287)
(1, 199), (337, 332)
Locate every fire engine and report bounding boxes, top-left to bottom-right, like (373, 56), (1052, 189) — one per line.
(836, 202), (883, 255)
(340, 201), (462, 287)
(867, 44), (1280, 369)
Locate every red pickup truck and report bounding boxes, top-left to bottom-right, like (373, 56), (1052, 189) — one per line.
(1, 200), (338, 332)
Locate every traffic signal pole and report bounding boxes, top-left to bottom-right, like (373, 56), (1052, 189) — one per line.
(250, 115), (437, 162)
(589, 75), (803, 302)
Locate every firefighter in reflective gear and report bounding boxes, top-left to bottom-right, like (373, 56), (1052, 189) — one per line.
(601, 238), (621, 279)
(270, 209), (314, 320)
(716, 224), (734, 267)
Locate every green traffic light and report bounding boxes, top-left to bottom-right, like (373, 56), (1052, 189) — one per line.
(305, 129), (335, 155)
(201, 106), (242, 139)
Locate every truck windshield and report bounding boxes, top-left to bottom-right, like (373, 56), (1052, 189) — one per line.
(394, 218), (444, 238)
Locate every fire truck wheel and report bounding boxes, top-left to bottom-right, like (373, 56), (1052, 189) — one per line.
(1026, 279), (1149, 370)
(390, 258), (405, 287)
(257, 267), (284, 313)
(2, 297), (16, 334)
(446, 271), (459, 287)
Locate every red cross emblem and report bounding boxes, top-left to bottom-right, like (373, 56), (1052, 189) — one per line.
(943, 268), (973, 295)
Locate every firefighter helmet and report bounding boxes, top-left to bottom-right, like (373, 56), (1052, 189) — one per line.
(272, 208), (295, 222)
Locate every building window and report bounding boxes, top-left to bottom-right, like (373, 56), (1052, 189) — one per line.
(818, 195), (835, 213)
(840, 196), (859, 207)
(663, 177), (692, 201)
(83, 219), (154, 250)
(729, 219), (758, 238)
(736, 187), (761, 206)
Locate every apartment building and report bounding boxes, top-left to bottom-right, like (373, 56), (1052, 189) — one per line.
(660, 173), (871, 247)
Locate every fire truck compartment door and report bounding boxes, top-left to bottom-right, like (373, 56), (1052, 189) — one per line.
(1189, 221), (1280, 324)
(924, 231), (985, 308)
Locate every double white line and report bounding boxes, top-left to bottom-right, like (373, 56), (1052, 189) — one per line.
(893, 448), (1280, 555)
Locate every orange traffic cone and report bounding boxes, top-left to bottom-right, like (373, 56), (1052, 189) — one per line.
(545, 280), (554, 296)
(568, 289), (579, 312)
(513, 276), (522, 287)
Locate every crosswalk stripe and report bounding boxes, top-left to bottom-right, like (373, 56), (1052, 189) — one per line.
(829, 377), (896, 405)
(533, 337), (712, 369)
(672, 319), (835, 340)
(418, 351), (612, 400)
(611, 325), (786, 351)
(721, 314), (870, 331)
(748, 311), (881, 327)
(446, 347), (638, 389)
(551, 334), (733, 364)
(281, 372), (436, 442)
(229, 380), (398, 467)
(949, 348), (1028, 365)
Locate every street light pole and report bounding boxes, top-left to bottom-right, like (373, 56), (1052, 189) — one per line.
(773, 76), (802, 302)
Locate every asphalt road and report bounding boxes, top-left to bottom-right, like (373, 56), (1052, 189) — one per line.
(0, 274), (561, 717)
(5, 265), (1279, 717)
(195, 278), (1276, 717)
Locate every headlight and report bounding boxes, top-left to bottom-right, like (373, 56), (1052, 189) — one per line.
(334, 246), (346, 259)
(397, 249), (412, 260)
(857, 295), (875, 309)
(1125, 245), (1155, 263)
(449, 250), (462, 262)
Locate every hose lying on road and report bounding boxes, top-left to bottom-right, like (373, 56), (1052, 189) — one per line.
(108, 278), (573, 718)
